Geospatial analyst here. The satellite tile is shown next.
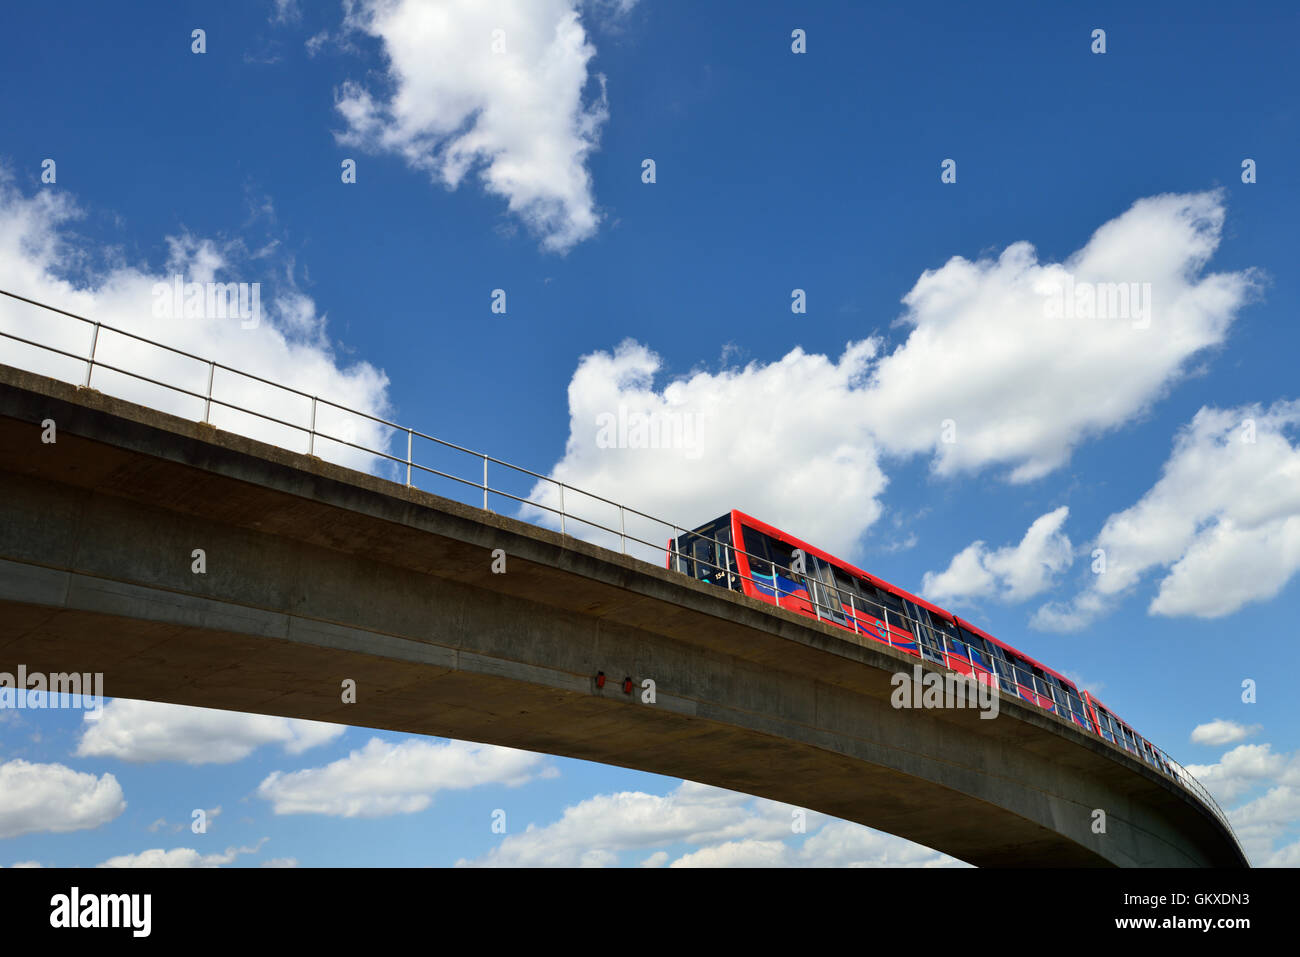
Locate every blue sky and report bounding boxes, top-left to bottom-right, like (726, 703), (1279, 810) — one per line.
(0, 0), (1297, 867)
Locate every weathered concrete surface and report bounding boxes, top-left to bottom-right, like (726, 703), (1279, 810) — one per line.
(0, 363), (1247, 867)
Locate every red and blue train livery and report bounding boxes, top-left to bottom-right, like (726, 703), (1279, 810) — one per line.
(667, 510), (1181, 782)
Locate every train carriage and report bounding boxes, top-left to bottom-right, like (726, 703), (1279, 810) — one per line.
(669, 511), (1140, 751)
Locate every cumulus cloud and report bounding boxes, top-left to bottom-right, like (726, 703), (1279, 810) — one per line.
(98, 839), (267, 868)
(459, 779), (961, 867)
(256, 737), (551, 817)
(0, 759), (125, 839)
(863, 191), (1257, 482)
(525, 192), (1255, 564)
(1035, 400), (1300, 630)
(521, 339), (887, 561)
(1170, 739), (1300, 866)
(76, 700), (344, 764)
(921, 506), (1072, 605)
(335, 0), (611, 252)
(1186, 743), (1287, 804)
(1191, 719), (1262, 747)
(0, 174), (394, 474)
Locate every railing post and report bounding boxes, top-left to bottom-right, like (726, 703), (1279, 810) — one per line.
(203, 361), (215, 423)
(482, 456), (489, 511)
(848, 592), (857, 635)
(620, 507), (626, 554)
(308, 396), (317, 456)
(559, 484), (566, 536)
(83, 322), (100, 388)
(406, 429), (412, 486)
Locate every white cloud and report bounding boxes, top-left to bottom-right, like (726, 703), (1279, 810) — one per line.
(526, 193), (1254, 565)
(0, 759), (125, 839)
(1191, 719), (1262, 747)
(797, 819), (965, 867)
(76, 700), (344, 764)
(922, 506), (1072, 605)
(261, 857), (300, 868)
(1230, 785), (1300, 866)
(1035, 400), (1300, 629)
(521, 338), (887, 561)
(670, 840), (791, 868)
(271, 0), (300, 24)
(460, 779), (960, 867)
(98, 839), (267, 868)
(1264, 839), (1300, 868)
(863, 191), (1257, 482)
(336, 0), (611, 252)
(586, 0), (639, 18)
(256, 737), (550, 817)
(1136, 738), (1300, 866)
(1186, 743), (1287, 804)
(0, 175), (394, 475)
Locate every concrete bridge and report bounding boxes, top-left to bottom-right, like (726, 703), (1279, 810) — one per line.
(0, 363), (1248, 867)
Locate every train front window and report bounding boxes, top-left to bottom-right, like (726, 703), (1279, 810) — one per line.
(741, 526), (773, 577)
(690, 537), (715, 581)
(675, 517), (741, 592)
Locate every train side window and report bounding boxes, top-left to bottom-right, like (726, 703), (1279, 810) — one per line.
(959, 630), (989, 668)
(874, 588), (907, 621)
(989, 650), (1016, 693)
(833, 568), (871, 608)
(768, 539), (796, 577)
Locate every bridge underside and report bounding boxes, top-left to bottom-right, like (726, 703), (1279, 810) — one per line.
(0, 364), (1247, 867)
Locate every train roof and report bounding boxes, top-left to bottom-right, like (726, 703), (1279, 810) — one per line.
(1082, 691), (1140, 735)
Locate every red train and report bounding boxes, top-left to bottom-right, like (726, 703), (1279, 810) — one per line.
(667, 510), (1183, 783)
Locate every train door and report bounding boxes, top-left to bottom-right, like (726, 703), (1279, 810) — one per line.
(904, 600), (946, 665)
(957, 629), (999, 689)
(806, 556), (848, 626)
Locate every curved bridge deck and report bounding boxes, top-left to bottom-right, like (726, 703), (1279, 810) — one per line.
(0, 364), (1247, 867)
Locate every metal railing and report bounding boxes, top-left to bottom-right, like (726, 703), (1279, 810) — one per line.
(776, 563), (1241, 848)
(0, 286), (1242, 855)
